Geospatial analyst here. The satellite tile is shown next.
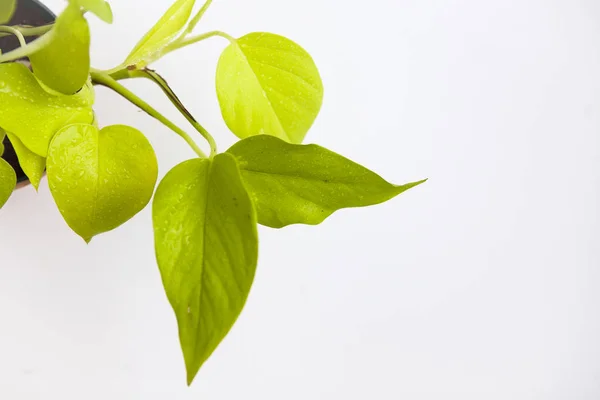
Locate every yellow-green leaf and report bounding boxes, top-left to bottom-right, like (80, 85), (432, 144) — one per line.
(47, 123), (158, 242)
(6, 132), (45, 190)
(30, 3), (91, 94)
(153, 153), (258, 385)
(216, 32), (323, 144)
(0, 129), (5, 157)
(125, 0), (196, 68)
(228, 135), (426, 228)
(0, 0), (16, 24)
(0, 158), (16, 209)
(0, 63), (94, 157)
(73, 0), (113, 23)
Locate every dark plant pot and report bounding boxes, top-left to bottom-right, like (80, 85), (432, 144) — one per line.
(0, 0), (55, 187)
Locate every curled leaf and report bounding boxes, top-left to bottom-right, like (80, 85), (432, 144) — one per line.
(216, 32), (323, 144)
(227, 135), (426, 228)
(30, 3), (91, 94)
(6, 132), (45, 190)
(153, 153), (258, 385)
(73, 0), (113, 23)
(47, 123), (158, 241)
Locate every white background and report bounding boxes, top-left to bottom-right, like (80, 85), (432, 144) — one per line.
(1, 0), (599, 398)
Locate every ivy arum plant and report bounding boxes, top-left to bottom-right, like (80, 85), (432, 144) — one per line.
(0, 0), (425, 385)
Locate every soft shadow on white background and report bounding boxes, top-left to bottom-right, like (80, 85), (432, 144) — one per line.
(1, 0), (599, 398)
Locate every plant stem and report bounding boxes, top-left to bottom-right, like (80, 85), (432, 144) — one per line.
(89, 70), (207, 159)
(183, 0), (213, 36)
(0, 26), (26, 47)
(131, 69), (218, 157)
(0, 30), (53, 63)
(163, 30), (234, 56)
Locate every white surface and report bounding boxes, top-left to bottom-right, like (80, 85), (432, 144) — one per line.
(1, 0), (599, 398)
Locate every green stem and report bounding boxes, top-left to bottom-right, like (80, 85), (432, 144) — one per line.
(0, 23), (53, 38)
(0, 30), (53, 63)
(163, 30), (234, 56)
(89, 70), (207, 159)
(183, 0), (213, 36)
(132, 69), (218, 156)
(0, 26), (26, 47)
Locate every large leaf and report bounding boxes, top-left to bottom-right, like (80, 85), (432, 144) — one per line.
(0, 0), (16, 24)
(125, 0), (196, 68)
(30, 3), (90, 94)
(47, 123), (158, 242)
(6, 132), (45, 190)
(0, 158), (16, 209)
(227, 135), (426, 228)
(153, 153), (258, 385)
(0, 63), (94, 157)
(73, 0), (113, 23)
(216, 32), (323, 144)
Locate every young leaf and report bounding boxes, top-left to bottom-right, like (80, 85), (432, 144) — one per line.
(216, 32), (323, 144)
(125, 0), (196, 68)
(227, 135), (426, 228)
(0, 63), (94, 157)
(153, 153), (258, 385)
(0, 0), (16, 24)
(73, 0), (113, 23)
(5, 132), (45, 190)
(30, 3), (91, 94)
(47, 124), (158, 242)
(0, 158), (16, 209)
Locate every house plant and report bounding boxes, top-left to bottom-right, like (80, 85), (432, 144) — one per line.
(0, 0), (425, 386)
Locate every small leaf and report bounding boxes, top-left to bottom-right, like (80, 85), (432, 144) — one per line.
(0, 63), (94, 157)
(47, 123), (158, 242)
(125, 0), (196, 68)
(216, 32), (323, 144)
(30, 3), (91, 94)
(153, 153), (258, 385)
(0, 0), (16, 24)
(73, 0), (113, 23)
(0, 158), (16, 209)
(227, 135), (426, 228)
(6, 132), (45, 190)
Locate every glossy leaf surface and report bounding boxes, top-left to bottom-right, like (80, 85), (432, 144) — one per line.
(47, 124), (158, 242)
(30, 3), (91, 94)
(0, 63), (94, 157)
(153, 153), (258, 385)
(0, 158), (15, 209)
(125, 0), (196, 68)
(228, 135), (426, 228)
(6, 132), (45, 190)
(216, 32), (323, 144)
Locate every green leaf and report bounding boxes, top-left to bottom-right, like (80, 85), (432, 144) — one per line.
(47, 123), (158, 242)
(0, 158), (16, 209)
(153, 153), (258, 385)
(125, 0), (196, 68)
(227, 135), (426, 228)
(0, 0), (16, 24)
(6, 132), (45, 190)
(73, 0), (113, 23)
(0, 63), (94, 157)
(216, 32), (323, 144)
(30, 3), (91, 94)
(0, 129), (5, 157)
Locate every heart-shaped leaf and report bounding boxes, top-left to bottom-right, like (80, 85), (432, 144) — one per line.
(6, 132), (45, 190)
(216, 32), (323, 144)
(0, 0), (16, 24)
(30, 3), (91, 94)
(47, 123), (158, 242)
(0, 158), (16, 209)
(125, 0), (196, 68)
(0, 63), (94, 157)
(72, 0), (113, 23)
(228, 135), (426, 228)
(153, 153), (258, 385)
